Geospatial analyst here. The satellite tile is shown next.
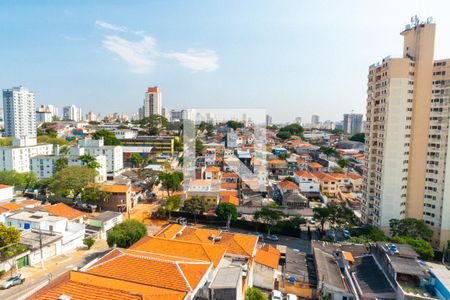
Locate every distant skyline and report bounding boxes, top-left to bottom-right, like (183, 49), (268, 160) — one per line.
(1, 1), (450, 123)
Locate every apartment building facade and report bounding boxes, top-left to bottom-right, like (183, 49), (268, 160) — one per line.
(142, 86), (162, 118)
(0, 138), (53, 172)
(363, 18), (450, 247)
(3, 86), (37, 138)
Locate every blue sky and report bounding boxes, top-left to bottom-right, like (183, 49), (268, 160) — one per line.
(1, 1), (450, 123)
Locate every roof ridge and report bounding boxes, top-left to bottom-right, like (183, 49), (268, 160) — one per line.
(123, 250), (211, 265)
(124, 248), (209, 263)
(175, 262), (193, 292)
(86, 249), (124, 270)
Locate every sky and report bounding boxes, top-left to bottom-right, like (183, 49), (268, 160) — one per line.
(1, 1), (450, 123)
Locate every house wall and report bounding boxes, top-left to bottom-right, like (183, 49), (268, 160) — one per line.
(253, 263), (275, 290)
(0, 186), (14, 201)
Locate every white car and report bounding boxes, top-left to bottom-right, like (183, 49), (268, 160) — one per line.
(286, 294), (298, 300)
(271, 290), (282, 300)
(1, 274), (25, 289)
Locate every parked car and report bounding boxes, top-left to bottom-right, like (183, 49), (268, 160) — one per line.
(271, 290), (282, 300)
(1, 274), (25, 289)
(286, 294), (298, 300)
(343, 229), (351, 239)
(176, 217), (187, 225)
(266, 234), (279, 241)
(251, 232), (264, 238)
(308, 218), (316, 224)
(327, 230), (336, 240)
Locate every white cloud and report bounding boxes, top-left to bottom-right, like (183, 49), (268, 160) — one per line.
(95, 20), (128, 32)
(102, 35), (158, 73)
(165, 49), (219, 72)
(96, 21), (219, 73)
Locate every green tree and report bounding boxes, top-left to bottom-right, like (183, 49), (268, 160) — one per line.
(0, 170), (37, 193)
(389, 218), (433, 240)
(52, 115), (60, 121)
(276, 131), (291, 140)
(254, 207), (282, 235)
(130, 153), (145, 168)
(349, 132), (365, 143)
(393, 236), (434, 260)
(0, 224), (28, 275)
(337, 158), (350, 169)
(92, 130), (121, 145)
(226, 120), (244, 130)
(215, 202), (238, 227)
(81, 186), (110, 204)
(319, 146), (337, 158)
(313, 207), (332, 232)
(330, 166), (344, 174)
(174, 138), (183, 152)
(55, 158), (68, 172)
(196, 138), (205, 156)
(83, 237), (95, 250)
(49, 166), (97, 200)
(107, 220), (148, 248)
(159, 171), (183, 196)
(245, 287), (267, 300)
(278, 123), (304, 137)
(37, 135), (68, 145)
(165, 195), (181, 218)
(0, 138), (13, 146)
(183, 197), (210, 214)
(140, 115), (168, 135)
(89, 121), (101, 126)
(331, 128), (344, 135)
(80, 154), (100, 169)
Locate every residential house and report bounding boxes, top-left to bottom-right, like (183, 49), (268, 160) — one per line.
(203, 166), (221, 180)
(210, 267), (243, 300)
(313, 172), (338, 197)
(268, 159), (288, 178)
(254, 244), (281, 290)
(92, 184), (132, 212)
(307, 162), (326, 173)
(347, 173), (362, 192)
(0, 184), (14, 201)
(186, 179), (221, 206)
(41, 202), (85, 223)
(294, 171), (321, 195)
(330, 173), (352, 193)
(87, 211), (123, 239)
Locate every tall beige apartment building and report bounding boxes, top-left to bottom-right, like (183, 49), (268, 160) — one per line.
(363, 17), (450, 248)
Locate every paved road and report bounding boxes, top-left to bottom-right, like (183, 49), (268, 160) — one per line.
(0, 248), (111, 300)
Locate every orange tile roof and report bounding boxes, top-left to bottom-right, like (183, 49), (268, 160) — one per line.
(330, 173), (350, 179)
(0, 184), (12, 189)
(347, 173), (362, 180)
(219, 190), (238, 197)
(0, 207), (8, 214)
(308, 162), (324, 169)
(190, 180), (211, 187)
(278, 180), (299, 190)
(220, 195), (239, 206)
(205, 166), (221, 173)
(222, 172), (238, 179)
(164, 225), (258, 257)
(100, 185), (130, 193)
(255, 245), (280, 269)
(156, 224), (184, 239)
(42, 203), (85, 220)
(19, 199), (41, 205)
(295, 170), (316, 178)
(342, 251), (355, 264)
(312, 172), (337, 182)
(129, 236), (226, 267)
(1, 202), (22, 211)
(86, 249), (211, 293)
(220, 182), (237, 190)
(268, 159), (287, 165)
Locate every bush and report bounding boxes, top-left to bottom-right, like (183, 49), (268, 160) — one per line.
(273, 216), (306, 236)
(83, 237), (95, 250)
(393, 236), (434, 260)
(245, 287), (267, 300)
(107, 220), (148, 248)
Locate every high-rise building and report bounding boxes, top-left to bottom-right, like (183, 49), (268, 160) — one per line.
(142, 86), (162, 117)
(363, 17), (450, 247)
(295, 117), (302, 125)
(86, 111), (97, 122)
(3, 86), (37, 138)
(311, 115), (319, 128)
(266, 114), (273, 127)
(343, 113), (364, 134)
(63, 105), (82, 121)
(38, 104), (59, 118)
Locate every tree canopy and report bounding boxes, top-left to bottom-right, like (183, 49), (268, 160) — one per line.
(245, 287), (267, 300)
(165, 195), (181, 218)
(0, 170), (37, 193)
(49, 166), (97, 200)
(92, 130), (121, 145)
(278, 123), (304, 138)
(319, 146), (338, 158)
(159, 171), (183, 196)
(107, 219), (148, 248)
(37, 135), (68, 145)
(183, 197), (210, 214)
(349, 132), (365, 143)
(139, 115), (169, 135)
(337, 158), (350, 169)
(215, 202), (238, 226)
(254, 207), (282, 235)
(389, 218), (433, 240)
(393, 236), (434, 260)
(226, 120), (244, 130)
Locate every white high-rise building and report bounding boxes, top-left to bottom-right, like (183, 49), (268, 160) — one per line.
(343, 113), (364, 134)
(3, 86), (37, 138)
(142, 86), (162, 117)
(63, 105), (82, 121)
(311, 115), (320, 128)
(38, 104), (59, 118)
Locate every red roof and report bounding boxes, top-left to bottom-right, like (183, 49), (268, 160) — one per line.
(278, 180), (299, 190)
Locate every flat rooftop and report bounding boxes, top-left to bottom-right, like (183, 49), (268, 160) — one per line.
(210, 267), (241, 289)
(353, 256), (395, 297)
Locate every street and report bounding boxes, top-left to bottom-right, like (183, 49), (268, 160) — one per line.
(0, 241), (110, 300)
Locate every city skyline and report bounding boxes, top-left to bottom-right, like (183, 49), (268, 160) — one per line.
(1, 1), (450, 123)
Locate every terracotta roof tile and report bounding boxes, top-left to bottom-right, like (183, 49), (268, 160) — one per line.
(0, 184), (13, 189)
(255, 245), (280, 269)
(278, 180), (299, 190)
(220, 183), (237, 190)
(205, 166), (221, 173)
(1, 202), (22, 211)
(42, 203), (85, 220)
(219, 190), (238, 197)
(312, 172), (337, 182)
(220, 195), (239, 206)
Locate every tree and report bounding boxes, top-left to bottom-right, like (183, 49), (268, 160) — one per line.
(55, 158), (68, 172)
(37, 135), (67, 145)
(107, 220), (148, 248)
(174, 138), (183, 152)
(313, 207), (332, 232)
(89, 121), (101, 126)
(245, 287), (267, 300)
(276, 131), (291, 140)
(183, 197), (210, 214)
(393, 236), (434, 260)
(0, 138), (13, 146)
(130, 153), (145, 168)
(81, 186), (110, 204)
(332, 206), (358, 229)
(254, 207), (282, 235)
(196, 138), (205, 156)
(49, 166), (97, 200)
(349, 132), (365, 143)
(159, 172), (183, 196)
(140, 115), (168, 135)
(0, 224), (28, 275)
(0, 170), (37, 193)
(83, 237), (95, 250)
(278, 124), (304, 137)
(92, 130), (121, 145)
(331, 128), (344, 135)
(165, 195), (181, 218)
(319, 146), (337, 158)
(226, 120), (244, 130)
(337, 158), (350, 169)
(389, 218), (433, 240)
(216, 203), (238, 227)
(80, 154), (100, 169)
(330, 166), (344, 174)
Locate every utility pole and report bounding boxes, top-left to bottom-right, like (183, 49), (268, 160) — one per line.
(39, 228), (45, 269)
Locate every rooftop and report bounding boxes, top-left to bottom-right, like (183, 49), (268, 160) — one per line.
(42, 203), (85, 221)
(255, 244), (280, 269)
(353, 256), (396, 297)
(210, 267), (242, 289)
(91, 211), (122, 222)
